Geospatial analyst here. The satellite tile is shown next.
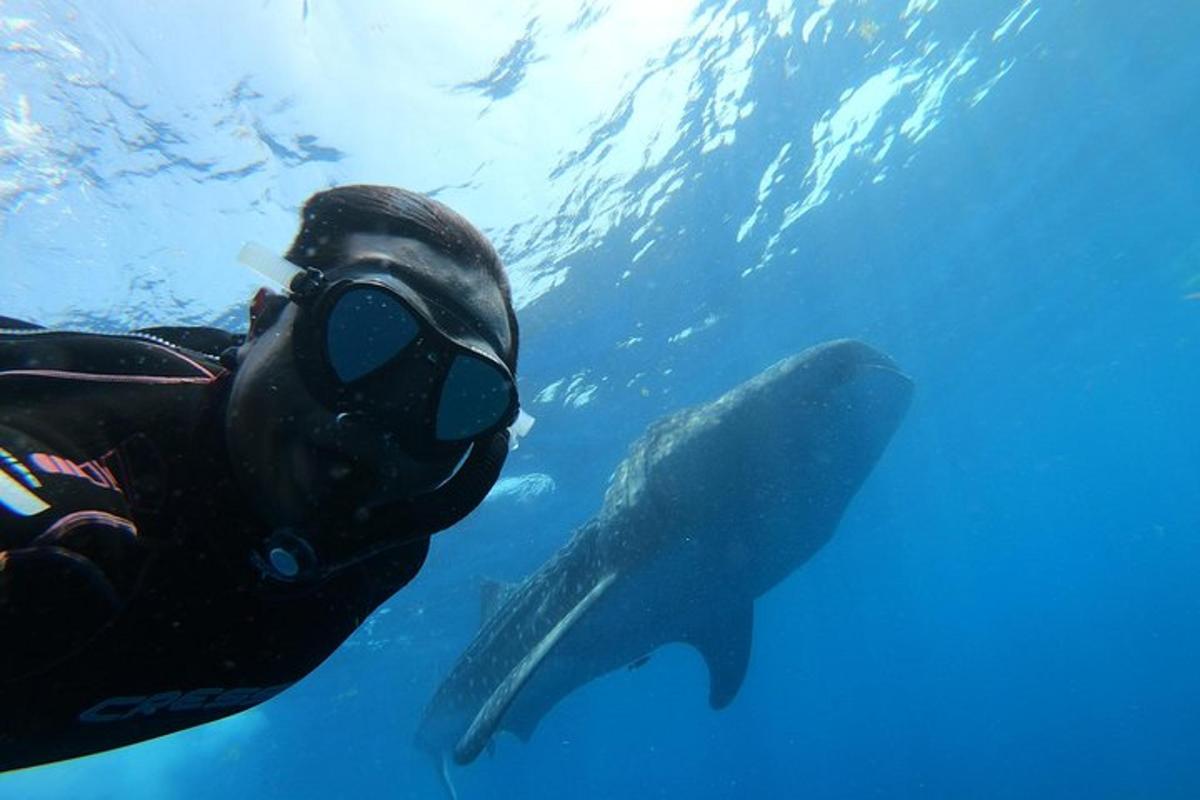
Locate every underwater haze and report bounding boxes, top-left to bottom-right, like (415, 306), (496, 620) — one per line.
(2, 0), (1199, 798)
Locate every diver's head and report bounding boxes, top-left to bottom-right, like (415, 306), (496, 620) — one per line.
(225, 185), (520, 566)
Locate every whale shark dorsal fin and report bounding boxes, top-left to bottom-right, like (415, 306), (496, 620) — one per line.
(682, 597), (755, 710)
(479, 578), (517, 627)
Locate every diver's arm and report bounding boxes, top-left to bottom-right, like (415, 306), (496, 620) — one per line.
(0, 542), (126, 680)
(0, 516), (144, 683)
(0, 425), (143, 681)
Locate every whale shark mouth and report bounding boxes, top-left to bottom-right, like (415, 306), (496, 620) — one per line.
(804, 338), (911, 390)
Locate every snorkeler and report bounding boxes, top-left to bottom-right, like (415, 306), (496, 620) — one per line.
(0, 185), (528, 771)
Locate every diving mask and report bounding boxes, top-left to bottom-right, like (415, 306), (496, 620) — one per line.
(238, 242), (533, 453)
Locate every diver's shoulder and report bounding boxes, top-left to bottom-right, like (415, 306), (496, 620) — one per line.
(0, 327), (230, 379)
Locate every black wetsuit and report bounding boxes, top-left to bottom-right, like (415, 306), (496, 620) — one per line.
(0, 321), (429, 772)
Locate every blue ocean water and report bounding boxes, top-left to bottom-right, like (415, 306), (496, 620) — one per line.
(1, 1), (1198, 798)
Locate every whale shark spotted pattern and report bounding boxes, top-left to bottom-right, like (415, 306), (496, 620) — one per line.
(417, 339), (913, 769)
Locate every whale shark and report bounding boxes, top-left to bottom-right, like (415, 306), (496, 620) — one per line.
(416, 339), (913, 773)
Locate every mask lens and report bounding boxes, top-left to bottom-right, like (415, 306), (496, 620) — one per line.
(326, 288), (420, 383)
(436, 356), (515, 441)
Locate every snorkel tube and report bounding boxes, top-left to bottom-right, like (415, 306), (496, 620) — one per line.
(238, 242), (308, 292)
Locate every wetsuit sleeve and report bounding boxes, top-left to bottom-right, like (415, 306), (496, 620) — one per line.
(0, 424), (145, 681)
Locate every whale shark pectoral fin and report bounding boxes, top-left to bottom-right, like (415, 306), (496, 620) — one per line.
(453, 572), (618, 765)
(683, 597), (755, 710)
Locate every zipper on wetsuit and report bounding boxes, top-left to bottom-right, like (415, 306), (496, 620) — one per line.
(0, 328), (217, 358)
(0, 327), (244, 377)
